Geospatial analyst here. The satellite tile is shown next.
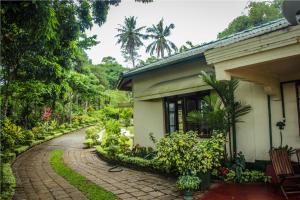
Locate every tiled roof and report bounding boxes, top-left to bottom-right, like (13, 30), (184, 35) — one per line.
(122, 18), (290, 79)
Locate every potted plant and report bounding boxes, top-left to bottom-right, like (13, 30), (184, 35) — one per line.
(176, 175), (201, 200)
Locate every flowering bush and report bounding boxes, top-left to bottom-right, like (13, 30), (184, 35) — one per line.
(155, 131), (225, 175)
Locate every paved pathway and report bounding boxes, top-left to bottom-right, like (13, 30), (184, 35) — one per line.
(13, 128), (201, 200)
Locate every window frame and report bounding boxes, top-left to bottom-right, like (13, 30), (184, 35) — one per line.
(164, 91), (211, 137)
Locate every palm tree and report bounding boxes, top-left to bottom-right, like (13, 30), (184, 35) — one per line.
(116, 16), (147, 67)
(200, 71), (252, 160)
(146, 19), (178, 58)
(179, 41), (194, 52)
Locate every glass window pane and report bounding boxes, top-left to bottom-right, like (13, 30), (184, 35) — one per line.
(169, 103), (175, 112)
(169, 112), (175, 126)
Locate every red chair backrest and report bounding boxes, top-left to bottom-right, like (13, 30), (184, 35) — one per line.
(270, 149), (294, 176)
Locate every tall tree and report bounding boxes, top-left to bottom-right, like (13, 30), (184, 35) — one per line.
(146, 19), (178, 58)
(218, 0), (283, 38)
(116, 16), (147, 67)
(0, 0), (117, 127)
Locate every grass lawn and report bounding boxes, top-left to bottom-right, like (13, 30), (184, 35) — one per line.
(49, 150), (116, 200)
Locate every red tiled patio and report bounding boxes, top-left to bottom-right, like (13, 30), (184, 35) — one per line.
(198, 183), (300, 200)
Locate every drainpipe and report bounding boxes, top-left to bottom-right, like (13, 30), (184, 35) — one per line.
(267, 95), (273, 150)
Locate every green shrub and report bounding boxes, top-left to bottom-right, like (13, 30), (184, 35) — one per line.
(155, 131), (225, 175)
(96, 146), (162, 172)
(15, 145), (30, 155)
(126, 144), (155, 159)
(0, 152), (16, 163)
(120, 108), (133, 127)
(22, 130), (35, 145)
(84, 139), (94, 148)
(32, 125), (45, 140)
(1, 118), (24, 151)
(85, 126), (100, 147)
(101, 119), (131, 156)
(176, 175), (201, 191)
(0, 163), (16, 200)
(48, 119), (58, 131)
(101, 106), (120, 120)
(105, 119), (120, 135)
(224, 169), (271, 183)
(59, 124), (66, 129)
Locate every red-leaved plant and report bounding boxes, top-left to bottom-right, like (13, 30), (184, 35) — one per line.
(42, 107), (52, 122)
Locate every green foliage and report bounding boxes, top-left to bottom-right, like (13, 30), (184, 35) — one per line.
(179, 41), (194, 53)
(224, 169), (271, 183)
(126, 145), (155, 159)
(101, 106), (120, 120)
(137, 56), (158, 67)
(155, 131), (225, 175)
(84, 138), (95, 148)
(50, 150), (116, 200)
(32, 125), (46, 140)
(187, 94), (229, 132)
(101, 120), (131, 157)
(105, 119), (121, 135)
(92, 57), (127, 89)
(84, 126), (100, 148)
(200, 71), (252, 159)
(218, 0), (283, 38)
(120, 108), (133, 127)
(104, 90), (132, 107)
(1, 118), (24, 151)
(22, 130), (35, 145)
(231, 152), (246, 182)
(176, 175), (201, 191)
(0, 163), (16, 200)
(146, 18), (178, 58)
(96, 146), (162, 172)
(0, 152), (16, 164)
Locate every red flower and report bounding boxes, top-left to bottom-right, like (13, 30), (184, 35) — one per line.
(220, 167), (229, 176)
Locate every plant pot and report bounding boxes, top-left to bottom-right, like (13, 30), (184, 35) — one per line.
(183, 190), (193, 200)
(198, 173), (211, 191)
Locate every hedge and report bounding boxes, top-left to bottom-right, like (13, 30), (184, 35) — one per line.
(96, 146), (171, 175)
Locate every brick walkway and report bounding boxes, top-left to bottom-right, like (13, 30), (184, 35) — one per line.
(13, 128), (202, 200)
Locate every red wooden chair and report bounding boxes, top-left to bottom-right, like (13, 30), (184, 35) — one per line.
(270, 149), (300, 199)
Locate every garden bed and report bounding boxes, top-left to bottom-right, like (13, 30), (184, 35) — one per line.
(95, 146), (173, 177)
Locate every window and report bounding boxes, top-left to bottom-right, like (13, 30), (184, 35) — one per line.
(164, 91), (210, 137)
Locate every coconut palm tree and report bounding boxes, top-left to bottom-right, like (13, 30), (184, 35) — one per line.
(116, 16), (147, 67)
(146, 19), (178, 58)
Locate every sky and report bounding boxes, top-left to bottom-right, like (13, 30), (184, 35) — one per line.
(85, 0), (250, 67)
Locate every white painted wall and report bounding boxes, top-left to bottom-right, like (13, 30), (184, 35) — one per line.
(133, 98), (165, 147)
(236, 81), (300, 161)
